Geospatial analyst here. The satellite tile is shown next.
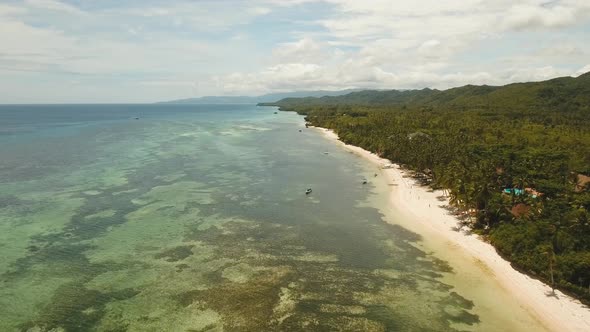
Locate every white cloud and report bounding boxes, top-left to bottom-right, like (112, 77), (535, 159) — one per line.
(503, 4), (577, 30)
(539, 43), (587, 57)
(212, 0), (590, 95)
(139, 80), (196, 87)
(110, 2), (273, 32)
(263, 0), (320, 6)
(0, 19), (76, 64)
(574, 64), (590, 76)
(24, 0), (84, 15)
(271, 38), (326, 64)
(503, 65), (570, 82)
(0, 4), (27, 16)
(1, 0), (589, 102)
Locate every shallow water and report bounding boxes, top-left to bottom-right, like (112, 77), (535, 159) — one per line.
(0, 104), (543, 331)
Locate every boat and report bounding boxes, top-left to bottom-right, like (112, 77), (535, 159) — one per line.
(305, 188), (312, 195)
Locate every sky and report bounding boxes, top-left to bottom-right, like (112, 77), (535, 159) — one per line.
(1, 0), (589, 103)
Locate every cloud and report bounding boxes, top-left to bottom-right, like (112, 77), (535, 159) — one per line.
(271, 37), (326, 64)
(211, 0), (590, 95)
(0, 19), (77, 66)
(108, 1), (273, 32)
(503, 65), (570, 82)
(24, 0), (84, 14)
(215, 60), (578, 95)
(575, 64), (590, 76)
(503, 3), (577, 30)
(1, 0), (589, 102)
(139, 80), (197, 87)
(0, 4), (27, 16)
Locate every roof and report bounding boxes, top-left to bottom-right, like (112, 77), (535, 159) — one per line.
(576, 174), (590, 192)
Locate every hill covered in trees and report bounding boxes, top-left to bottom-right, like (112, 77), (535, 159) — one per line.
(262, 72), (590, 112)
(263, 73), (590, 303)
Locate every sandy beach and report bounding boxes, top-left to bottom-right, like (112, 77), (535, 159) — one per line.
(313, 126), (590, 332)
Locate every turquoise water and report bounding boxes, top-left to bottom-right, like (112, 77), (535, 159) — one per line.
(0, 104), (528, 331)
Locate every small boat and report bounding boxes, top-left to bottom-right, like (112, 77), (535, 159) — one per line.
(323, 152), (329, 155)
(362, 180), (368, 184)
(135, 117), (140, 120)
(274, 112), (278, 114)
(299, 129), (302, 132)
(305, 188), (312, 195)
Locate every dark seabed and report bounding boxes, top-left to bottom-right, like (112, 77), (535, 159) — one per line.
(0, 104), (542, 331)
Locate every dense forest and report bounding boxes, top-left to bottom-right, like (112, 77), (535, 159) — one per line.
(263, 73), (590, 303)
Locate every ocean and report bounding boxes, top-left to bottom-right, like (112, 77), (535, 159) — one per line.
(0, 104), (543, 331)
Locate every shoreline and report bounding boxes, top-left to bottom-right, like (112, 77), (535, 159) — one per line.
(313, 126), (590, 332)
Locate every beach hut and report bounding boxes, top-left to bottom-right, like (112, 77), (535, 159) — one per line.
(575, 174), (590, 192)
(503, 187), (541, 199)
(503, 188), (525, 196)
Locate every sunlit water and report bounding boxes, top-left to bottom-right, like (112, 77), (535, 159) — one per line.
(0, 104), (545, 331)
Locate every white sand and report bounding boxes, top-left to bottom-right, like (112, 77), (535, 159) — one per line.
(314, 126), (590, 332)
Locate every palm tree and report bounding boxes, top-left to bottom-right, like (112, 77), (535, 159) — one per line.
(540, 244), (556, 293)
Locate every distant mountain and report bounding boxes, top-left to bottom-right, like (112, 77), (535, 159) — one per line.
(159, 89), (363, 104)
(264, 72), (590, 112)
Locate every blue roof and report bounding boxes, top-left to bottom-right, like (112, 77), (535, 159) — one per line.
(503, 188), (525, 195)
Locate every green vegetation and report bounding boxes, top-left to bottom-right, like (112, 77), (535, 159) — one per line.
(266, 72), (590, 303)
(260, 72), (590, 112)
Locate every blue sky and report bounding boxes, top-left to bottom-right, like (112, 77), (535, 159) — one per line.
(0, 0), (589, 103)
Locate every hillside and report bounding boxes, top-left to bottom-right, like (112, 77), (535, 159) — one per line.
(263, 72), (590, 112)
(159, 89), (362, 104)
